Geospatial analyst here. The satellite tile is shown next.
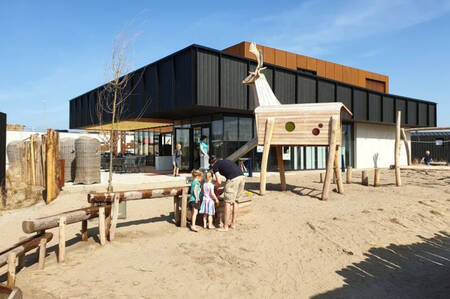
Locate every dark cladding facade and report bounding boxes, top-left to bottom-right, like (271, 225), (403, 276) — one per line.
(70, 44), (437, 171)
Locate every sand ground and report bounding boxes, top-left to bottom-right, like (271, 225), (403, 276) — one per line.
(0, 169), (449, 298)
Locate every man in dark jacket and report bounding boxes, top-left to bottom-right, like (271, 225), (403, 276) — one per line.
(209, 155), (245, 232)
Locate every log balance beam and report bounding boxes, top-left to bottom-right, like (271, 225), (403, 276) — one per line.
(0, 285), (22, 299)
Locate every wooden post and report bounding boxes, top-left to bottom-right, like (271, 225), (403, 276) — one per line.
(401, 128), (411, 166)
(275, 145), (286, 191)
(395, 111), (402, 186)
(38, 238), (47, 270)
(180, 187), (188, 228)
(174, 196), (181, 226)
(346, 166), (352, 184)
(322, 116), (338, 200)
(362, 171), (369, 186)
(109, 195), (120, 241)
(319, 173), (323, 183)
(58, 216), (66, 263)
(105, 210), (111, 240)
(374, 168), (381, 187)
(81, 220), (88, 241)
(99, 207), (106, 246)
(334, 146), (344, 194)
(7, 253), (16, 288)
(260, 117), (275, 195)
(17, 253), (25, 271)
(30, 134), (36, 185)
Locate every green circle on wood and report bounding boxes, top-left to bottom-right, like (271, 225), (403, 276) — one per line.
(285, 121), (295, 132)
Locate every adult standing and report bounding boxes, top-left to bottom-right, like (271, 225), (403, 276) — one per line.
(199, 135), (209, 171)
(209, 155), (245, 232)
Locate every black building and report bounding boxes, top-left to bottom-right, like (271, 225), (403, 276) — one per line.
(69, 44), (437, 171)
(412, 131), (450, 163)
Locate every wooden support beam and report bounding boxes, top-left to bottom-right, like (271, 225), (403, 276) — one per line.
(275, 145), (286, 191)
(87, 187), (186, 203)
(260, 117), (275, 195)
(395, 111), (402, 186)
(334, 147), (344, 194)
(322, 116), (338, 200)
(362, 171), (369, 186)
(109, 195), (120, 241)
(7, 253), (16, 288)
(81, 220), (88, 241)
(0, 233), (53, 267)
(227, 137), (258, 162)
(180, 187), (188, 228)
(401, 128), (411, 166)
(319, 173), (323, 183)
(22, 205), (111, 234)
(346, 166), (352, 184)
(38, 238), (47, 270)
(404, 126), (450, 132)
(99, 207), (106, 246)
(374, 168), (381, 187)
(58, 217), (66, 263)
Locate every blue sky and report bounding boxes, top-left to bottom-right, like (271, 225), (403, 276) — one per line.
(0, 0), (449, 129)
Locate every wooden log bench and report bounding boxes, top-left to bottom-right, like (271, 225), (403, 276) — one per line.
(0, 285), (22, 299)
(0, 233), (53, 286)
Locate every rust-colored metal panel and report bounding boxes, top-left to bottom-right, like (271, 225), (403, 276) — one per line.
(286, 52), (296, 69)
(297, 54), (307, 69)
(316, 59), (326, 77)
(263, 46), (275, 64)
(275, 49), (287, 67)
(350, 68), (359, 85)
(307, 57), (317, 71)
(335, 64), (343, 81)
(358, 70), (366, 87)
(326, 62), (335, 80)
(342, 66), (352, 84)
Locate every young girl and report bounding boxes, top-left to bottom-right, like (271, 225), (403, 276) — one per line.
(172, 144), (182, 177)
(200, 172), (219, 229)
(189, 169), (203, 232)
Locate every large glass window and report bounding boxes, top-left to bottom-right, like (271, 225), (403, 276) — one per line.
(224, 116), (238, 141)
(211, 119), (223, 140)
(342, 123), (353, 167)
(239, 117), (253, 141)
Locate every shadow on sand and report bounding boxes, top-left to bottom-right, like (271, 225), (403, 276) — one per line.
(312, 231), (450, 299)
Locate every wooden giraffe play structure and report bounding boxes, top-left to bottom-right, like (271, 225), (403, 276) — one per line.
(242, 42), (352, 200)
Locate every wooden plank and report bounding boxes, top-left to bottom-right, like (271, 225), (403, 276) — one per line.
(362, 171), (369, 186)
(276, 146), (286, 191)
(22, 205), (112, 233)
(7, 253), (16, 288)
(404, 126), (450, 132)
(87, 187), (186, 203)
(226, 137), (257, 162)
(322, 116), (338, 200)
(395, 111), (402, 186)
(401, 128), (411, 166)
(260, 117), (275, 195)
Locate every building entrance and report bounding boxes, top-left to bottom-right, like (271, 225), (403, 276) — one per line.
(192, 125), (210, 170)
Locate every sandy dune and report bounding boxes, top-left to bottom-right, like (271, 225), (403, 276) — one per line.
(1, 169), (449, 298)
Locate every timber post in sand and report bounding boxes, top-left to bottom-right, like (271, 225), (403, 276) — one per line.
(58, 217), (66, 263)
(0, 233), (53, 268)
(401, 128), (411, 166)
(7, 253), (16, 288)
(99, 207), (106, 246)
(38, 238), (47, 270)
(81, 220), (88, 241)
(395, 111), (402, 186)
(260, 117), (275, 195)
(275, 145), (286, 191)
(374, 169), (381, 187)
(361, 171), (369, 186)
(180, 187), (188, 228)
(346, 167), (352, 184)
(109, 195), (120, 241)
(322, 116), (338, 200)
(334, 147), (344, 194)
(319, 173), (323, 183)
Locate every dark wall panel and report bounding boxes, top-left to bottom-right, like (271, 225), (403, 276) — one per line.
(428, 104), (436, 126)
(318, 81), (335, 102)
(418, 103), (427, 126)
(158, 58), (174, 112)
(197, 50), (218, 107)
(144, 65), (159, 115)
(274, 70), (296, 104)
(382, 96), (394, 123)
(396, 98), (406, 125)
(175, 50), (194, 108)
(407, 100), (417, 126)
(220, 56), (247, 110)
(69, 100), (75, 128)
(353, 89), (367, 121)
(248, 62), (257, 110)
(297, 75), (316, 103)
(336, 85), (352, 111)
(368, 93), (381, 122)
